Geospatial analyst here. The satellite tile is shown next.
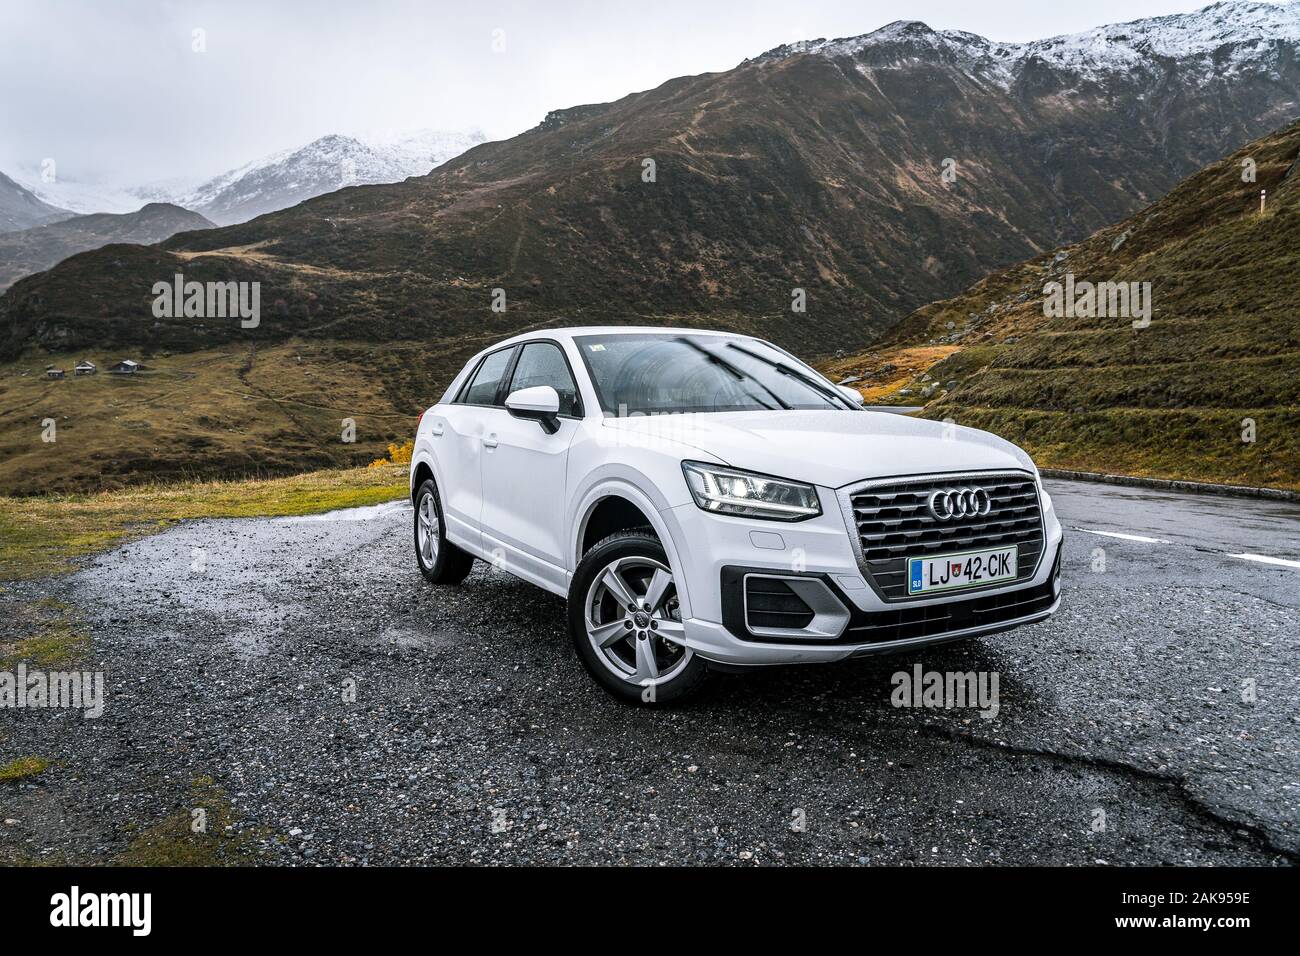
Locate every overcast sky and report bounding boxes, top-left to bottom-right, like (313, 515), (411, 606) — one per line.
(0, 0), (1257, 186)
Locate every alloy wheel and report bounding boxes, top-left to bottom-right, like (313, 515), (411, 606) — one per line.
(583, 555), (691, 687)
(417, 493), (440, 567)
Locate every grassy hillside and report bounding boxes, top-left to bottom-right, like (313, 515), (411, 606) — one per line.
(0, 341), (435, 495)
(823, 122), (1300, 491)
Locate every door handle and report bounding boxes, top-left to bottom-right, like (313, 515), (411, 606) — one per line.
(483, 435), (499, 449)
(430, 423), (444, 437)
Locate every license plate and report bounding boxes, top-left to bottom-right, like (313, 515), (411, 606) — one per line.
(907, 546), (1017, 595)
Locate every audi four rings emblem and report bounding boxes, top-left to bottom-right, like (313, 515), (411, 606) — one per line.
(927, 487), (993, 521)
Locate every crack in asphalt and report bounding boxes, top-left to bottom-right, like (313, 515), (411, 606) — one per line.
(919, 724), (1299, 863)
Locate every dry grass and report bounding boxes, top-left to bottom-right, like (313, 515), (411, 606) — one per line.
(0, 341), (426, 496)
(820, 345), (961, 403)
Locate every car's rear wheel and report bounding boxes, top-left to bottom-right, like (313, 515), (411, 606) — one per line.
(568, 530), (708, 705)
(414, 478), (474, 584)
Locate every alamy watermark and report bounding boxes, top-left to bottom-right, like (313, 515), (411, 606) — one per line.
(152, 273), (260, 328)
(891, 664), (999, 719)
(1, 664), (104, 718)
(1043, 273), (1151, 329)
(50, 886), (150, 936)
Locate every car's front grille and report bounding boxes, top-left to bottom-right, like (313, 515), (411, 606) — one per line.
(844, 472), (1044, 601)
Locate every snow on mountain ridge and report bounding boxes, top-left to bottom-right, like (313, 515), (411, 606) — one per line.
(171, 128), (487, 225)
(1021, 1), (1300, 71)
(756, 1), (1300, 76)
(13, 175), (147, 217)
(359, 128), (489, 176)
(174, 134), (403, 212)
(13, 128), (486, 223)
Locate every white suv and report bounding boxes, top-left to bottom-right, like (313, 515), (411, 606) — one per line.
(410, 328), (1062, 704)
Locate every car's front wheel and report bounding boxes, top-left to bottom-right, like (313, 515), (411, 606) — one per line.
(568, 530), (708, 705)
(414, 478), (475, 584)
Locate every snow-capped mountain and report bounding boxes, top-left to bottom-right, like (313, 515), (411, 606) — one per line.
(0, 171), (72, 233)
(174, 128), (487, 226)
(12, 128), (487, 225)
(757, 0), (1300, 81)
(357, 128), (489, 177)
(10, 174), (153, 218)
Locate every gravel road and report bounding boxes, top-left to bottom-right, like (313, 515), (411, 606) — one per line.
(2, 480), (1297, 865)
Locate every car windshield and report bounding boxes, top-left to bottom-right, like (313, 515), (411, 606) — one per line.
(573, 333), (851, 415)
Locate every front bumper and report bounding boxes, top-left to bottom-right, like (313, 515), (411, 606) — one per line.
(660, 478), (1064, 667)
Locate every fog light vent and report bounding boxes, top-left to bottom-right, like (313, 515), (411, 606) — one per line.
(744, 578), (815, 630)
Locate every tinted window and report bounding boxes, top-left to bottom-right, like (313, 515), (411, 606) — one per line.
(508, 342), (581, 417)
(460, 348), (514, 406)
(574, 333), (848, 415)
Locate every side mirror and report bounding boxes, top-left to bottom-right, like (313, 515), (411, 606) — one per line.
(837, 384), (865, 406)
(505, 385), (561, 434)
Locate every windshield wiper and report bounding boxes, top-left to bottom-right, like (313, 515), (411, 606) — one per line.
(724, 342), (851, 408)
(675, 337), (790, 410)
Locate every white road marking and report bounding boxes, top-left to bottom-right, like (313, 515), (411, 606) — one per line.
(1071, 528), (1300, 569)
(1072, 527), (1169, 544)
(1227, 553), (1300, 570)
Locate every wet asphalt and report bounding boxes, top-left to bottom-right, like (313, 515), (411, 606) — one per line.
(1, 479), (1296, 865)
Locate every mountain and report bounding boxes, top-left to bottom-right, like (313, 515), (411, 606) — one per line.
(174, 129), (488, 225)
(2, 2), (1300, 493)
(0, 171), (72, 233)
(7, 172), (183, 218)
(355, 128), (489, 178)
(5, 3), (1300, 365)
(7, 130), (486, 219)
(822, 120), (1300, 491)
(759, 0), (1300, 74)
(0, 203), (214, 291)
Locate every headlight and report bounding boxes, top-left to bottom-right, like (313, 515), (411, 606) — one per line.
(681, 461), (821, 521)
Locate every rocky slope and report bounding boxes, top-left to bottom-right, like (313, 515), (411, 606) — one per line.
(823, 120), (1300, 491)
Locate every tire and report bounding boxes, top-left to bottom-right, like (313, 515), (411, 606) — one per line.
(568, 530), (708, 705)
(414, 478), (475, 584)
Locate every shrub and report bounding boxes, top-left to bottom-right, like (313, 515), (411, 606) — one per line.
(368, 440), (413, 469)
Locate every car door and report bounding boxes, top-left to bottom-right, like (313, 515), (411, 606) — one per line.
(429, 345), (516, 554)
(479, 340), (583, 592)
